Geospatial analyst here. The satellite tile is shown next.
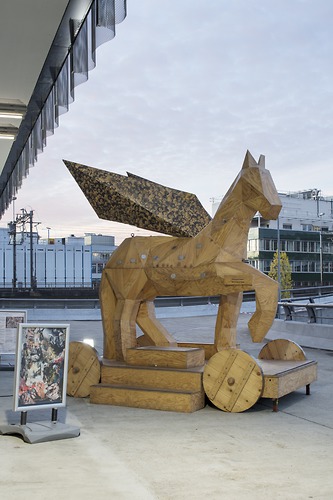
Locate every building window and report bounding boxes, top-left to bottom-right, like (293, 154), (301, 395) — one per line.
(309, 261), (316, 272)
(263, 240), (271, 251)
(302, 224), (313, 231)
(283, 223), (292, 230)
(308, 241), (316, 252)
(301, 241), (308, 252)
(248, 259), (259, 269)
(263, 260), (271, 272)
(292, 261), (301, 272)
(301, 262), (308, 272)
(286, 240), (294, 251)
(248, 239), (257, 252)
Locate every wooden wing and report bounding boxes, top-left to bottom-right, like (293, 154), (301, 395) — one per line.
(64, 160), (211, 237)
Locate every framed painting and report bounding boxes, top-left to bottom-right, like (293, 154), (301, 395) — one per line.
(13, 323), (70, 412)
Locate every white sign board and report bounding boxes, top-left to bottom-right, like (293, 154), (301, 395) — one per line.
(0, 310), (27, 354)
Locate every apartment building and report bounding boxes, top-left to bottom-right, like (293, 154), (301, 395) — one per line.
(213, 189), (333, 287)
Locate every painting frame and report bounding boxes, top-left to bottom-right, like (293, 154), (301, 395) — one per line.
(13, 323), (70, 412)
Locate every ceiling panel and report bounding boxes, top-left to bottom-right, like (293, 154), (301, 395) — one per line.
(0, 0), (69, 167)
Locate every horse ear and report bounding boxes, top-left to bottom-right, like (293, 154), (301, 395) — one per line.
(258, 154), (265, 168)
(242, 150), (258, 169)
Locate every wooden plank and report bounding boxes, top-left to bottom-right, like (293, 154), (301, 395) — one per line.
(205, 350), (238, 401)
(177, 342), (217, 360)
(258, 359), (315, 376)
(226, 360), (257, 412)
(90, 384), (206, 413)
(262, 361), (317, 399)
(101, 363), (203, 392)
(126, 346), (205, 369)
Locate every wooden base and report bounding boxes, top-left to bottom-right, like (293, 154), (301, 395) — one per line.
(90, 344), (317, 413)
(90, 384), (205, 413)
(259, 359), (317, 411)
(90, 347), (206, 413)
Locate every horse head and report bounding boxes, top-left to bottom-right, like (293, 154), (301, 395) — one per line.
(241, 150), (282, 220)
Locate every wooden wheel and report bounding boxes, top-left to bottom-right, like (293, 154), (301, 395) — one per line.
(67, 341), (101, 397)
(136, 334), (154, 347)
(203, 350), (264, 412)
(258, 339), (306, 361)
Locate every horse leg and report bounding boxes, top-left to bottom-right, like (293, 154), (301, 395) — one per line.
(99, 270), (118, 360)
(116, 298), (141, 361)
(136, 301), (177, 347)
(214, 292), (243, 350)
(248, 272), (279, 342)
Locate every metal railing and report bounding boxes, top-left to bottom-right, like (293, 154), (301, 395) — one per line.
(0, 291), (256, 311)
(278, 301), (333, 324)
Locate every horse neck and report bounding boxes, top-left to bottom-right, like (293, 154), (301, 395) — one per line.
(197, 189), (256, 259)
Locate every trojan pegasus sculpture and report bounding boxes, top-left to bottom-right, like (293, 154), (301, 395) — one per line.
(64, 151), (282, 361)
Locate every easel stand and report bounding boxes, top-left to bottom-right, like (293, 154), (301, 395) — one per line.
(0, 354), (15, 371)
(0, 408), (80, 444)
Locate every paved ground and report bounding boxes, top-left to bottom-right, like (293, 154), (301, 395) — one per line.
(0, 313), (332, 499)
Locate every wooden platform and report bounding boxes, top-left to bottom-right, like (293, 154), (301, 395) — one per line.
(90, 346), (206, 413)
(90, 345), (317, 413)
(258, 359), (317, 411)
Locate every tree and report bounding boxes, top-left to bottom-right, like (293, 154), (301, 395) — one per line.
(268, 251), (293, 298)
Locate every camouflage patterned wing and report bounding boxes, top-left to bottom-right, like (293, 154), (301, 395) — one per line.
(64, 160), (211, 237)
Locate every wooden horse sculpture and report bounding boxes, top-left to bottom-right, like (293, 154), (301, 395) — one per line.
(100, 151), (282, 361)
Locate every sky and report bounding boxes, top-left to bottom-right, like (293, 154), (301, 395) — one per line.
(1, 0), (333, 245)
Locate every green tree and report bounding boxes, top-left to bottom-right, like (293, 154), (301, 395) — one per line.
(268, 251), (293, 298)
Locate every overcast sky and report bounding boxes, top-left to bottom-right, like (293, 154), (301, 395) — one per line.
(1, 0), (333, 245)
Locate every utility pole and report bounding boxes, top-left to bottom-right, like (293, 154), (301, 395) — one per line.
(319, 231), (323, 287)
(8, 221), (17, 290)
(29, 210), (35, 290)
(10, 208), (39, 291)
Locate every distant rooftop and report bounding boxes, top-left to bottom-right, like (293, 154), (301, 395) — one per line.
(278, 189), (333, 201)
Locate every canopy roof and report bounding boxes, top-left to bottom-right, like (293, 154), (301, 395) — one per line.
(0, 0), (126, 218)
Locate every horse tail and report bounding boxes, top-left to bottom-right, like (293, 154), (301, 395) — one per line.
(99, 270), (117, 359)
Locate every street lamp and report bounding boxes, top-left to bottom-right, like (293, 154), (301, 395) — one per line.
(277, 215), (281, 318)
(46, 227), (51, 240)
(319, 213), (325, 287)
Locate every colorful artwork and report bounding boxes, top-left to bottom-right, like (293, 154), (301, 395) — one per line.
(13, 324), (70, 411)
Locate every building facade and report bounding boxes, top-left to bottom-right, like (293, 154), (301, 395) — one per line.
(0, 228), (116, 289)
(213, 189), (333, 288)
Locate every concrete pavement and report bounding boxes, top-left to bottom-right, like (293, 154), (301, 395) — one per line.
(0, 313), (333, 499)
